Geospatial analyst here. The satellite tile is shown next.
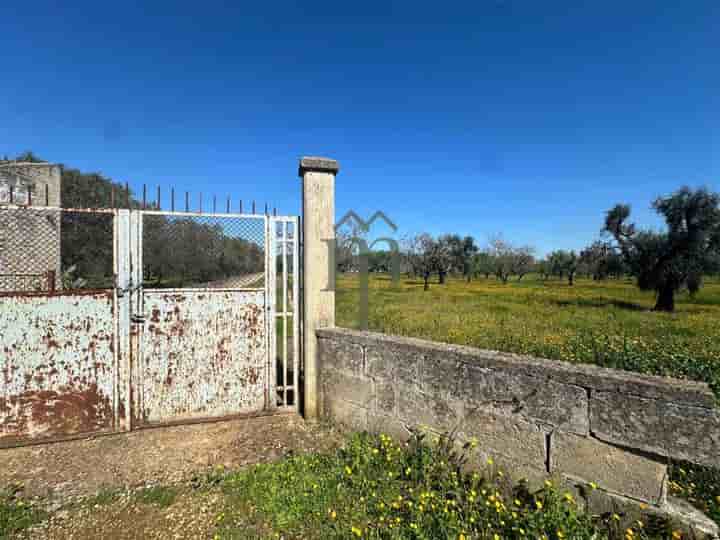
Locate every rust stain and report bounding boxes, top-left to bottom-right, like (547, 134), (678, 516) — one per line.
(0, 289), (112, 299)
(0, 293), (115, 444)
(139, 290), (266, 425)
(0, 385), (113, 443)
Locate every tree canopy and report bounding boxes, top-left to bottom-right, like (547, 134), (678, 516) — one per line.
(604, 186), (720, 311)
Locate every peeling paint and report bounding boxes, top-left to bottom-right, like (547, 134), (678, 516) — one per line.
(0, 293), (115, 445)
(138, 290), (266, 424)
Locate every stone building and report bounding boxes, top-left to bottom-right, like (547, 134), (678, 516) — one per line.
(0, 162), (62, 292)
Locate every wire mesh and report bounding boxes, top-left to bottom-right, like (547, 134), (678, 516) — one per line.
(0, 207), (114, 293)
(142, 213), (266, 289)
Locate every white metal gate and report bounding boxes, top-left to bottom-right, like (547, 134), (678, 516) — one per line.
(117, 209), (300, 429)
(0, 202), (299, 447)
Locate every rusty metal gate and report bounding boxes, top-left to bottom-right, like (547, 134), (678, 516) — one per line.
(1, 204), (300, 447)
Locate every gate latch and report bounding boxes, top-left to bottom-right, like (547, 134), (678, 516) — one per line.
(131, 314), (146, 324)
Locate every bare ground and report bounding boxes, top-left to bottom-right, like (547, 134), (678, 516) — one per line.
(2, 413), (343, 539)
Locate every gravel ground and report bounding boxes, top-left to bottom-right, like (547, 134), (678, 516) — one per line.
(2, 413), (342, 539)
(23, 488), (223, 540)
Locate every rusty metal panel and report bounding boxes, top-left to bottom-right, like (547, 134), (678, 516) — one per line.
(138, 290), (266, 424)
(0, 292), (115, 446)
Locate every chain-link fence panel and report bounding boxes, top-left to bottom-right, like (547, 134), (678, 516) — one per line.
(142, 213), (266, 289)
(0, 207), (114, 293)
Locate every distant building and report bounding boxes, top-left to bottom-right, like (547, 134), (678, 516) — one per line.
(0, 162), (62, 292)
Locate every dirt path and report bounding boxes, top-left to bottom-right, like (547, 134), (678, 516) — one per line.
(25, 488), (227, 540)
(1, 413), (341, 504)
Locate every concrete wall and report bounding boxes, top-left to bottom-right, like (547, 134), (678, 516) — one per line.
(317, 327), (720, 534)
(0, 162), (62, 207)
(299, 157), (338, 419)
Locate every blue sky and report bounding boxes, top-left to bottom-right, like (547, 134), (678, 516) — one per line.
(1, 1), (718, 255)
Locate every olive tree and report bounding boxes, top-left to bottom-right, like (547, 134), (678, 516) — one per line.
(547, 250), (579, 285)
(604, 186), (720, 311)
(405, 233), (450, 291)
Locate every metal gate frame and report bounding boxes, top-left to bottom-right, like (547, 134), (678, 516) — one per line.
(118, 209), (300, 430)
(268, 215), (300, 411)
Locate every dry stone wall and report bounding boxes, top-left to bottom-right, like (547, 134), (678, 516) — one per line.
(317, 327), (720, 535)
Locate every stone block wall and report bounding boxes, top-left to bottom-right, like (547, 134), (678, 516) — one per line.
(0, 162), (61, 207)
(317, 327), (720, 536)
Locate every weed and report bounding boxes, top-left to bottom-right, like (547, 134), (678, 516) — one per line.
(84, 487), (122, 507)
(135, 485), (178, 508)
(0, 484), (45, 538)
(214, 431), (678, 539)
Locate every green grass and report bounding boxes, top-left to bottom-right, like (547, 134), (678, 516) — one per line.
(82, 486), (123, 507)
(337, 274), (720, 397)
(134, 485), (178, 508)
(214, 431), (678, 539)
(669, 462), (720, 527)
(0, 485), (45, 539)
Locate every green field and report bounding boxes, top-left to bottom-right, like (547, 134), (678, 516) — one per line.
(337, 273), (720, 398)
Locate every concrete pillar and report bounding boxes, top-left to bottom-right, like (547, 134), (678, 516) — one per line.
(299, 156), (338, 420)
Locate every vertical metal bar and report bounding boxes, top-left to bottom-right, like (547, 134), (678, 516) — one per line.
(45, 184), (49, 206)
(157, 186), (161, 210)
(27, 184), (32, 206)
(199, 192), (203, 213)
(273, 207), (277, 217)
(213, 195), (217, 214)
(47, 270), (56, 293)
(125, 182), (130, 208)
(128, 210), (144, 429)
(252, 200), (256, 214)
(292, 217), (300, 409)
(265, 215), (273, 409)
(142, 185), (147, 209)
(282, 220), (288, 407)
(226, 196), (230, 213)
(265, 202), (268, 215)
(239, 199), (243, 214)
(185, 191), (189, 212)
(112, 209), (119, 431)
(117, 209), (132, 431)
(171, 188), (175, 212)
(9, 185), (13, 204)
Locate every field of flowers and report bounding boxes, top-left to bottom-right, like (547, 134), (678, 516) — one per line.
(336, 274), (720, 397)
(336, 273), (720, 529)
